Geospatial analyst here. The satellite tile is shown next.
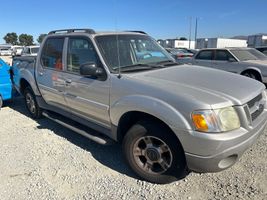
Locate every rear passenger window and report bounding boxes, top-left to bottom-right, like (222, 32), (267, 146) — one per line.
(215, 50), (233, 61)
(41, 38), (64, 70)
(67, 38), (99, 73)
(195, 50), (213, 60)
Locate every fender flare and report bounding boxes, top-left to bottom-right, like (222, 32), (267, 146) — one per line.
(110, 95), (191, 133)
(19, 68), (41, 96)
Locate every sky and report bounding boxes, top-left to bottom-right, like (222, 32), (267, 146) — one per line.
(1, 0), (267, 44)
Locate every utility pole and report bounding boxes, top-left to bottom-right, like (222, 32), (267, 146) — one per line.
(194, 17), (198, 49)
(188, 16), (192, 49)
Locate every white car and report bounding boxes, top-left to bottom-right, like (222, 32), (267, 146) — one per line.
(191, 47), (267, 83)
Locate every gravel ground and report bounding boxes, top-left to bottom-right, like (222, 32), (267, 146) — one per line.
(0, 98), (266, 200)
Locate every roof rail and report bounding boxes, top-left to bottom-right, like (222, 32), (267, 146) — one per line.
(125, 30), (147, 35)
(48, 29), (96, 35)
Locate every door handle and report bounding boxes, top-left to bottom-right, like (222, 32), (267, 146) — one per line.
(38, 71), (43, 76)
(65, 79), (72, 84)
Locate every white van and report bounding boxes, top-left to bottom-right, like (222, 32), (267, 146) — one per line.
(21, 46), (40, 56)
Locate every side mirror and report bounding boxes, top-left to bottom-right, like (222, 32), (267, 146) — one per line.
(80, 62), (105, 79)
(228, 57), (236, 62)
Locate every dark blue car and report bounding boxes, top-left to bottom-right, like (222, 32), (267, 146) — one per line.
(0, 58), (12, 108)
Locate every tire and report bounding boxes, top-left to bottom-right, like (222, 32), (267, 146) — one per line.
(24, 87), (42, 119)
(242, 71), (259, 81)
(123, 120), (186, 184)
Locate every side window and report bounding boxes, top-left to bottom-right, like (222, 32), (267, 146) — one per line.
(215, 50), (233, 61)
(67, 38), (99, 73)
(25, 48), (30, 54)
(41, 38), (64, 70)
(195, 50), (213, 60)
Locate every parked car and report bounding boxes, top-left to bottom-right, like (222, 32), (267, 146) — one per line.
(255, 46), (267, 56)
(177, 48), (199, 55)
(21, 46), (40, 56)
(188, 49), (198, 54)
(0, 58), (12, 108)
(166, 48), (194, 58)
(165, 48), (193, 63)
(191, 47), (267, 83)
(12, 29), (267, 184)
(0, 48), (12, 56)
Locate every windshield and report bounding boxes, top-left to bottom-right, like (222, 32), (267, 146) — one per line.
(31, 47), (39, 54)
(95, 34), (174, 71)
(247, 48), (267, 60)
(230, 48), (267, 61)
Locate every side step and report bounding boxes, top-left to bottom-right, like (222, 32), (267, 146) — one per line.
(42, 111), (114, 145)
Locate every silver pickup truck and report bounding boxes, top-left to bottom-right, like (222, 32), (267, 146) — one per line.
(12, 29), (267, 184)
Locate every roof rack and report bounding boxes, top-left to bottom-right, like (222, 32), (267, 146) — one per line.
(125, 30), (147, 35)
(48, 29), (96, 35)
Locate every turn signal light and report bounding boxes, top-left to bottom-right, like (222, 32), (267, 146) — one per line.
(192, 114), (208, 132)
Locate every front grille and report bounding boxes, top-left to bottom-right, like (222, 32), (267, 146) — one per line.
(251, 104), (264, 121)
(246, 93), (264, 122)
(247, 94), (262, 108)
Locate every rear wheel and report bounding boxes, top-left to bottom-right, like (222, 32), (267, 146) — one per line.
(24, 87), (42, 119)
(123, 120), (186, 184)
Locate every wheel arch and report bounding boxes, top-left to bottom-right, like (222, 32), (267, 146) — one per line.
(20, 78), (31, 94)
(111, 95), (191, 148)
(241, 67), (262, 81)
(18, 69), (41, 96)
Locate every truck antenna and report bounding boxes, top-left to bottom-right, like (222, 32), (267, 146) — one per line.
(113, 0), (121, 79)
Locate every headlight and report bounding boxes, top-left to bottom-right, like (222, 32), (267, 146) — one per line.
(192, 107), (240, 133)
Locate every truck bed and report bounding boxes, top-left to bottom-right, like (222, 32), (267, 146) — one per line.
(12, 56), (37, 94)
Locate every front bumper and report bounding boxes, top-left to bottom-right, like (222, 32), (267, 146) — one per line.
(173, 109), (267, 173)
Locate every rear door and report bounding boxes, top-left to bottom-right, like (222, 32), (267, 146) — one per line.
(36, 37), (68, 110)
(63, 37), (110, 128)
(193, 50), (214, 68)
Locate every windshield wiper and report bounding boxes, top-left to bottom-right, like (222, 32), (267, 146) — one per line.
(154, 60), (179, 66)
(116, 63), (164, 72)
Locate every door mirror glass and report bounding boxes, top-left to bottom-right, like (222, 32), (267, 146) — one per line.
(80, 62), (105, 79)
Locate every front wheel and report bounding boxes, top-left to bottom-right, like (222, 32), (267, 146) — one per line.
(24, 87), (42, 119)
(242, 71), (259, 81)
(123, 120), (186, 184)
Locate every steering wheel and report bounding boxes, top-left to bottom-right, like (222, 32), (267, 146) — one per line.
(142, 53), (153, 59)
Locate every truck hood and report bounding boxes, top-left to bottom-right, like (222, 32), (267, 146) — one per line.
(129, 65), (264, 108)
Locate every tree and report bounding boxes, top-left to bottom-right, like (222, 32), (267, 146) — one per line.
(3, 32), (18, 45)
(19, 34), (34, 46)
(37, 34), (47, 44)
(179, 37), (188, 41)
